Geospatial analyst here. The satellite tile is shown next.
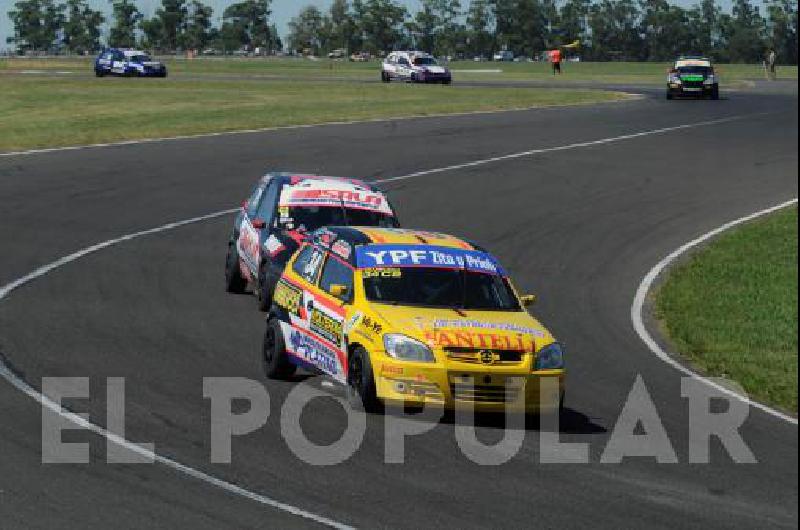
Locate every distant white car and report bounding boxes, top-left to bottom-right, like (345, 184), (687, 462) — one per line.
(381, 51), (452, 84)
(350, 51), (371, 62)
(493, 50), (514, 62)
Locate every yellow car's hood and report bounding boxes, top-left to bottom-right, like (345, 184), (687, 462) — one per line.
(370, 304), (555, 351)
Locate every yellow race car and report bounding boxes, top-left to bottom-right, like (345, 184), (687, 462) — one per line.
(263, 226), (565, 414)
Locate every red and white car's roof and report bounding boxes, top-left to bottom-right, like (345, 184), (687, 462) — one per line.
(277, 176), (394, 216)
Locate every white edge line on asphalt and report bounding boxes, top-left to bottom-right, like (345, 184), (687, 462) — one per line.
(0, 95), (644, 158)
(631, 198), (799, 426)
(375, 113), (768, 184)
(0, 208), (354, 530)
(0, 110), (781, 526)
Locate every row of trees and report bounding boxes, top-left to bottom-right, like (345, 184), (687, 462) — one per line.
(7, 0), (798, 63)
(5, 0), (103, 54)
(287, 0), (798, 63)
(6, 0), (282, 54)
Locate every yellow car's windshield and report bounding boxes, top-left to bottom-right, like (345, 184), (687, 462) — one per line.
(363, 267), (521, 311)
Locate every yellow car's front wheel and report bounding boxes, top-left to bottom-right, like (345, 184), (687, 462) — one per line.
(347, 346), (381, 413)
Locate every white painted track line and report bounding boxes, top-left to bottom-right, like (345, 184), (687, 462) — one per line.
(378, 113), (769, 184)
(0, 209), (355, 529)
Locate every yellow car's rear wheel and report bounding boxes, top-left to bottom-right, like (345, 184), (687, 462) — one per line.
(224, 241), (246, 294)
(263, 318), (296, 379)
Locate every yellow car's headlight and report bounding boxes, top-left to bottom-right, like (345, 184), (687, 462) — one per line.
(384, 334), (435, 362)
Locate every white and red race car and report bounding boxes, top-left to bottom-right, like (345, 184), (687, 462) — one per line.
(225, 173), (400, 311)
(381, 51), (453, 84)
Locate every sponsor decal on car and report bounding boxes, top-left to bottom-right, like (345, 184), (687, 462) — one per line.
(356, 245), (505, 275)
(381, 364), (404, 376)
(315, 227), (338, 248)
(675, 59), (711, 68)
(310, 308), (344, 345)
(280, 188), (392, 214)
(423, 330), (535, 351)
(239, 222), (261, 264)
(288, 328), (340, 375)
(344, 311), (362, 333)
(432, 319), (547, 338)
(299, 248), (325, 283)
(331, 240), (352, 260)
(274, 280), (302, 317)
(264, 234), (286, 257)
(359, 315), (383, 336)
(362, 267), (402, 278)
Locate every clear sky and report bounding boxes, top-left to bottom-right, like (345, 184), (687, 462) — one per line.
(0, 0), (742, 52)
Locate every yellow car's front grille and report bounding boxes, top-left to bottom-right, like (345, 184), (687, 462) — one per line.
(444, 347), (526, 366)
(449, 382), (523, 403)
(406, 380), (443, 398)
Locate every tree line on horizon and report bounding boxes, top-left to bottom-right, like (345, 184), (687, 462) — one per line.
(6, 0), (798, 63)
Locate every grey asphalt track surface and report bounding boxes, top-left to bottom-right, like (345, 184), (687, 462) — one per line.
(0, 80), (797, 529)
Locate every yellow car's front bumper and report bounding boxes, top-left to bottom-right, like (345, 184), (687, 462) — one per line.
(373, 355), (564, 414)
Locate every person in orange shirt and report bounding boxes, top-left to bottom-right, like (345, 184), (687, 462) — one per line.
(550, 48), (562, 75)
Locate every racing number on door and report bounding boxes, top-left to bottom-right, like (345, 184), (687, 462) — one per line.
(301, 248), (324, 283)
(237, 185), (266, 271)
(238, 219), (260, 270)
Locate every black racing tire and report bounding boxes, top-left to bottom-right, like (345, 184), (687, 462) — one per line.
(225, 241), (247, 294)
(410, 72), (417, 83)
(443, 78), (452, 85)
(95, 69), (105, 78)
(381, 71), (390, 83)
(256, 261), (274, 312)
(346, 346), (381, 413)
(666, 91), (674, 100)
(263, 318), (296, 379)
(711, 86), (719, 100)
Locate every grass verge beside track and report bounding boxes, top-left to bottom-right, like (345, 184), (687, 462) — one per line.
(0, 76), (627, 151)
(655, 206), (798, 413)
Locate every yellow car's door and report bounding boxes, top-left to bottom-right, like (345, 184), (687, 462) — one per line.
(276, 245), (351, 383)
(305, 251), (356, 384)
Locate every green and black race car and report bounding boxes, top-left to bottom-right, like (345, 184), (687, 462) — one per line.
(666, 57), (719, 100)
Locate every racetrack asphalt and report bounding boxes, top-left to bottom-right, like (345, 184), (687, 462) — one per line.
(0, 79), (797, 528)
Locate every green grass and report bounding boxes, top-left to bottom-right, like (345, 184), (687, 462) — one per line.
(655, 207), (798, 412)
(0, 75), (627, 151)
(2, 56), (797, 84)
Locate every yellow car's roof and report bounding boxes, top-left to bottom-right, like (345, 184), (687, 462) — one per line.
(353, 227), (475, 250)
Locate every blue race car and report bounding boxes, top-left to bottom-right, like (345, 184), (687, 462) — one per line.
(95, 49), (167, 77)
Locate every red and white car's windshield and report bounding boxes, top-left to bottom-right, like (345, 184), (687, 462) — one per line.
(277, 179), (397, 232)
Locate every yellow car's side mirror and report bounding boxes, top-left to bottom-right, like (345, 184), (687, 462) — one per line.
(520, 294), (537, 307)
(329, 284), (349, 299)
